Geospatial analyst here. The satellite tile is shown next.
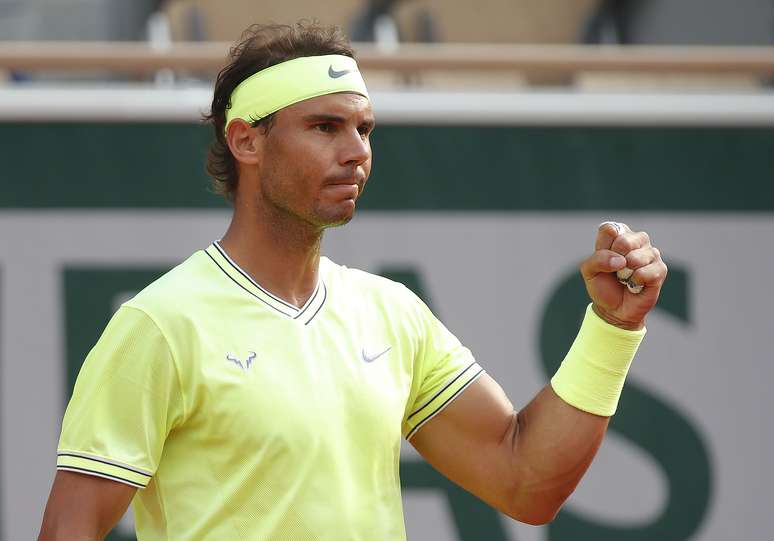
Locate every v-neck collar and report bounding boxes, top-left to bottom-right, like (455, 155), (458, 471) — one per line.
(204, 241), (327, 325)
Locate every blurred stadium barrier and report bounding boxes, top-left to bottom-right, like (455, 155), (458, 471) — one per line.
(2, 40), (774, 76)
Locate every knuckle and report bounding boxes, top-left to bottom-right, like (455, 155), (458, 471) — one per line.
(627, 234), (642, 249)
(639, 231), (651, 245)
(613, 235), (637, 253)
(627, 252), (646, 268)
(632, 271), (649, 285)
(640, 265), (667, 284)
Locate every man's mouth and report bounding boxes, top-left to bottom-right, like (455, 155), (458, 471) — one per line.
(326, 174), (364, 197)
(324, 182), (360, 200)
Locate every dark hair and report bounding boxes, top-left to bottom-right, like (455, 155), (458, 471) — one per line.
(203, 22), (357, 202)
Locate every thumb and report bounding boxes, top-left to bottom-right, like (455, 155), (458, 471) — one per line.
(580, 249), (627, 279)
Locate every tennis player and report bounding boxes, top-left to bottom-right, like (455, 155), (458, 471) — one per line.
(38, 22), (667, 541)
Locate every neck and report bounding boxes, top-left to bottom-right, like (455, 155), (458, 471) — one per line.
(219, 196), (323, 309)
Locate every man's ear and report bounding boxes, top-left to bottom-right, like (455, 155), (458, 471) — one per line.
(226, 119), (263, 165)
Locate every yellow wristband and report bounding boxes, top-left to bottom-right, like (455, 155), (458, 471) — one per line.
(550, 304), (646, 416)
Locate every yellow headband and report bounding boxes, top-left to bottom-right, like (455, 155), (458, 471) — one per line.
(225, 54), (370, 132)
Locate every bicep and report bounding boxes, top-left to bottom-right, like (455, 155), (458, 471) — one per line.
(38, 470), (136, 540)
(408, 374), (519, 513)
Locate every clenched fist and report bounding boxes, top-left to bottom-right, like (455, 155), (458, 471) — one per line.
(580, 221), (668, 330)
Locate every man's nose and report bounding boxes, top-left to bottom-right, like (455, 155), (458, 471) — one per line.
(340, 129), (370, 166)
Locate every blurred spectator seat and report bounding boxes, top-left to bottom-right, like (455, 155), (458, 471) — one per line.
(0, 0), (163, 81)
(0, 0), (29, 41)
(164, 0), (369, 42)
(393, 0), (601, 43)
(388, 0), (601, 88)
(580, 0), (772, 90)
(592, 0), (774, 46)
(0, 0), (162, 41)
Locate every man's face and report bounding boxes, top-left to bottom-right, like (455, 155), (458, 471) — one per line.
(252, 92), (374, 229)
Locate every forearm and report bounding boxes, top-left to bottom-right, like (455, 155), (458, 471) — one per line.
(506, 304), (645, 523)
(507, 384), (609, 523)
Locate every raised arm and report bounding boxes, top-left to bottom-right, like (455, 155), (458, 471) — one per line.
(410, 221), (667, 524)
(38, 471), (136, 541)
(410, 376), (608, 524)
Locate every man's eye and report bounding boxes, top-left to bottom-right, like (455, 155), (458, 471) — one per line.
(315, 123), (334, 133)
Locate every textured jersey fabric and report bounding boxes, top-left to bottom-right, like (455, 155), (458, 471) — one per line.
(57, 242), (484, 540)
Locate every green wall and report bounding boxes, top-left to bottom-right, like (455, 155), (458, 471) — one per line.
(2, 123), (772, 210)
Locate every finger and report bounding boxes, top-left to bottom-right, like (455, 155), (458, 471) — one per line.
(595, 221), (631, 251)
(624, 245), (658, 270)
(630, 259), (668, 289)
(618, 247), (662, 294)
(580, 249), (627, 280)
(610, 230), (650, 256)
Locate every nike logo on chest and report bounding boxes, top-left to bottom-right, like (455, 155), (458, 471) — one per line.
(362, 346), (392, 363)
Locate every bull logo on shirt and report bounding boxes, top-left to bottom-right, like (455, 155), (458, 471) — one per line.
(225, 351), (256, 371)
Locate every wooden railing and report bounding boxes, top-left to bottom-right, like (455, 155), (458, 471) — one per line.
(1, 42), (774, 76)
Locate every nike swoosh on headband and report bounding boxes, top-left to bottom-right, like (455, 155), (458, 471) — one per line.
(328, 65), (357, 79)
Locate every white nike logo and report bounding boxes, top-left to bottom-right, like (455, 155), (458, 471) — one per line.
(362, 346), (392, 363)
